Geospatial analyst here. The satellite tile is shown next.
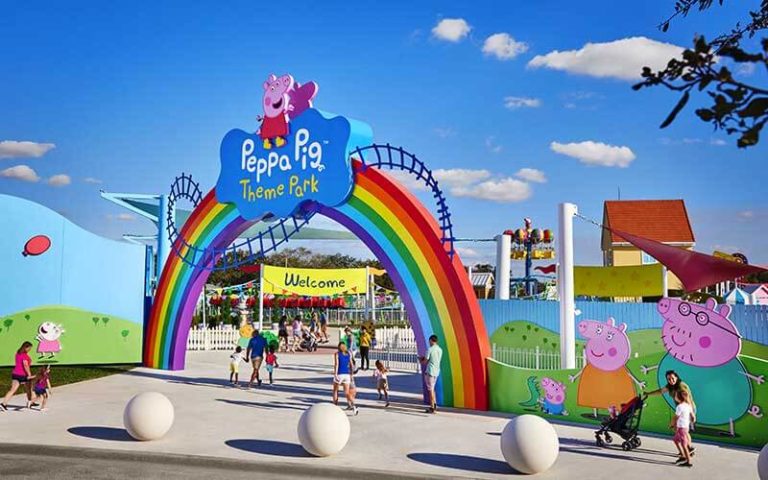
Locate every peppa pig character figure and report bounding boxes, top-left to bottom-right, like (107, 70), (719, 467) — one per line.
(258, 74), (295, 150)
(36, 322), (64, 359)
(641, 298), (764, 436)
(540, 377), (568, 415)
(569, 317), (645, 417)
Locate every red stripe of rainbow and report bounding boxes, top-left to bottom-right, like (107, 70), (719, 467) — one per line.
(145, 160), (490, 409)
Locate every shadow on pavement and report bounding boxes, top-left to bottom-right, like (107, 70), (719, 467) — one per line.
(225, 439), (310, 458)
(216, 398), (307, 411)
(67, 426), (133, 442)
(407, 452), (514, 474)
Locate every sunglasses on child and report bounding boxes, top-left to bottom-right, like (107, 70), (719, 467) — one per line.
(676, 302), (741, 338)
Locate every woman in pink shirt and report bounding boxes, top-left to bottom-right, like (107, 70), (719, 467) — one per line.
(1, 341), (34, 411)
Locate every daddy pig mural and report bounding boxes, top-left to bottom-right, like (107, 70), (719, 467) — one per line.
(642, 298), (764, 436)
(569, 317), (644, 416)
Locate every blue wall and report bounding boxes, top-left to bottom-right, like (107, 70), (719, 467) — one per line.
(0, 194), (146, 322)
(480, 299), (768, 346)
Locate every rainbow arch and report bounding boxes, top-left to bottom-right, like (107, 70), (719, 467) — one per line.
(146, 160), (490, 409)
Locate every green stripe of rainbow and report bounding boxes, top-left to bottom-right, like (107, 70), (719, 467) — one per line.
(145, 160), (490, 409)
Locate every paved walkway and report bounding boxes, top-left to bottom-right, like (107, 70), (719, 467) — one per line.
(0, 351), (760, 479)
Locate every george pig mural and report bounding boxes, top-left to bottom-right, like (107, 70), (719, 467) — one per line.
(569, 317), (645, 417)
(641, 298), (764, 436)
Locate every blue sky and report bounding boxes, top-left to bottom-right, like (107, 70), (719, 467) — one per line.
(1, 1), (765, 271)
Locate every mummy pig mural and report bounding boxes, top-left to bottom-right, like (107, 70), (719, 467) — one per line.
(641, 298), (764, 436)
(569, 317), (645, 416)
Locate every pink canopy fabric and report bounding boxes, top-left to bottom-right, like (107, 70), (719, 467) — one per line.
(610, 228), (767, 292)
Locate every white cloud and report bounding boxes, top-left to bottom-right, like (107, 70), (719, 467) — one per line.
(431, 18), (471, 42)
(47, 174), (71, 187)
(107, 213), (137, 221)
(433, 127), (455, 138)
(551, 140), (636, 168)
(736, 63), (756, 76)
(515, 168), (547, 183)
(0, 140), (56, 159)
(83, 177), (103, 184)
(710, 138), (727, 146)
(503, 96), (541, 109)
(384, 170), (430, 192)
(434, 168), (492, 188)
(739, 210), (755, 219)
(482, 33), (528, 60)
(456, 247), (480, 258)
(528, 36), (685, 81)
(485, 136), (502, 153)
(0, 165), (40, 182)
(453, 177), (532, 203)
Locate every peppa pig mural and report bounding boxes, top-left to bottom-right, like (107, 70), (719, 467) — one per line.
(569, 317), (645, 416)
(642, 298), (764, 436)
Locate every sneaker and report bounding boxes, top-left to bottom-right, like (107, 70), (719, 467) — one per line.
(385, 402), (390, 408)
(425, 407), (434, 414)
(353, 406), (359, 416)
(257, 380), (262, 387)
(689, 447), (696, 456)
(678, 462), (693, 468)
(0, 404), (6, 412)
(675, 457), (686, 464)
(345, 405), (353, 411)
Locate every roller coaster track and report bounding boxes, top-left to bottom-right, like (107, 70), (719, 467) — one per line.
(165, 144), (456, 271)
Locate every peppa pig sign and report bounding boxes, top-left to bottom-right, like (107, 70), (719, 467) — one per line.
(215, 73), (374, 220)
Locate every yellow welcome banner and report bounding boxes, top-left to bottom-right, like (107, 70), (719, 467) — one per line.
(262, 265), (368, 296)
(574, 263), (664, 297)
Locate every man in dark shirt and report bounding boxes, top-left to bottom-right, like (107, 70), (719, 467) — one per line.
(246, 329), (267, 388)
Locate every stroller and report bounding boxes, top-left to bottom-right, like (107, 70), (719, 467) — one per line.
(300, 331), (318, 352)
(595, 394), (646, 451)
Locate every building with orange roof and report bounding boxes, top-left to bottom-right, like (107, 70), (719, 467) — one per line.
(601, 199), (695, 292)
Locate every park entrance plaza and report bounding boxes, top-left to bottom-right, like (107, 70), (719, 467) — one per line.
(1, 2), (767, 479)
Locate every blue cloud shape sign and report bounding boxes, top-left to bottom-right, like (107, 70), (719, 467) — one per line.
(216, 109), (372, 220)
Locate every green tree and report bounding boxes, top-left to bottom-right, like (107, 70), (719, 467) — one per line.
(635, 0), (768, 147)
(121, 330), (130, 341)
(3, 319), (12, 331)
(101, 317), (110, 327)
(92, 317), (99, 327)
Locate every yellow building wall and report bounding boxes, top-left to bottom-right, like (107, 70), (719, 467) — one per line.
(606, 246), (686, 292)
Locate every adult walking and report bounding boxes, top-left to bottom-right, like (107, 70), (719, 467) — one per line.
(647, 370), (697, 454)
(359, 327), (371, 371)
(277, 315), (289, 352)
(419, 334), (442, 414)
(319, 311), (329, 343)
(332, 342), (358, 415)
(246, 329), (267, 388)
(1, 341), (35, 411)
(291, 315), (303, 352)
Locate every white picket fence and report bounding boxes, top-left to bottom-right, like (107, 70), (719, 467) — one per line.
(492, 344), (587, 370)
(187, 326), (241, 351)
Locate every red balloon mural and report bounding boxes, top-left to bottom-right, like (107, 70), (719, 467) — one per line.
(22, 235), (51, 257)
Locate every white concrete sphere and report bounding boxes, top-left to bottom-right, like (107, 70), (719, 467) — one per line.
(123, 392), (175, 441)
(758, 443), (768, 480)
(500, 415), (559, 474)
(297, 403), (350, 456)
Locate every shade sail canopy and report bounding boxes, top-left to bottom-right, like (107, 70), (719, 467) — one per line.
(610, 228), (766, 292)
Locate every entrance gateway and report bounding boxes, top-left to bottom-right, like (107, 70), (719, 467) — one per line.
(144, 73), (491, 409)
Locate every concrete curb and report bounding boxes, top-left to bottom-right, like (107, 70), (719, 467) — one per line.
(0, 442), (453, 479)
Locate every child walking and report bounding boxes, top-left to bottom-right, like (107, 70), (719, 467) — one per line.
(672, 389), (695, 468)
(30, 365), (52, 411)
(373, 360), (390, 407)
(265, 347), (279, 385)
(229, 346), (245, 386)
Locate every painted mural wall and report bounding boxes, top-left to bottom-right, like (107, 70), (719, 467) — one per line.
(482, 298), (767, 448)
(0, 194), (145, 366)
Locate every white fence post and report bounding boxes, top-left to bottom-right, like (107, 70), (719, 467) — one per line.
(535, 345), (540, 370)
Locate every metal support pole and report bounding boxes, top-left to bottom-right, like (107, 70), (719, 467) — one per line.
(258, 264), (264, 331)
(558, 203), (577, 369)
(495, 234), (512, 300)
